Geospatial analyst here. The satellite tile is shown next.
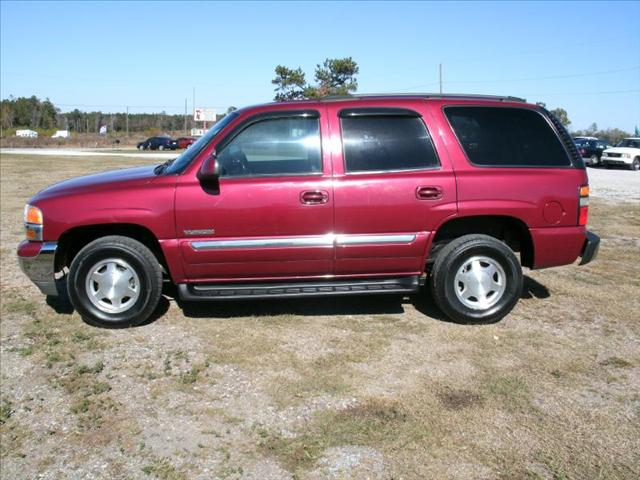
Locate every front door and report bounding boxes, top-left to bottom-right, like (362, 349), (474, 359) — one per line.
(175, 108), (334, 282)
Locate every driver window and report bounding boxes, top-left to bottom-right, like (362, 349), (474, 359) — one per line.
(217, 116), (322, 177)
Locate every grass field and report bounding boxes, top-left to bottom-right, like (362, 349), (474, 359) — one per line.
(1, 153), (639, 479)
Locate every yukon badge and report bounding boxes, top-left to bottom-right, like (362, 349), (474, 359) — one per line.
(183, 229), (215, 236)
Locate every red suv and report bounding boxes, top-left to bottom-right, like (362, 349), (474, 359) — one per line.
(17, 94), (599, 327)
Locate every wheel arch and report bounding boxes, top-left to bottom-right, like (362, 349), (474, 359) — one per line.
(430, 215), (534, 268)
(55, 223), (173, 280)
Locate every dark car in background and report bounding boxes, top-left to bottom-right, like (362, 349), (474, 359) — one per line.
(137, 136), (177, 151)
(176, 136), (196, 149)
(573, 137), (612, 166)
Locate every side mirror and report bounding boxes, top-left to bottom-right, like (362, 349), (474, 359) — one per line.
(197, 154), (220, 181)
(197, 153), (220, 194)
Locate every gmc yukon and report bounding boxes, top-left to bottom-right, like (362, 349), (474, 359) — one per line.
(18, 94), (600, 327)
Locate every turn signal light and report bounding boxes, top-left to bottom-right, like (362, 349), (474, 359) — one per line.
(578, 185), (589, 226)
(24, 205), (43, 225)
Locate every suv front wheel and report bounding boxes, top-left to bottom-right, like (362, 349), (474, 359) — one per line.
(430, 234), (523, 324)
(67, 236), (163, 328)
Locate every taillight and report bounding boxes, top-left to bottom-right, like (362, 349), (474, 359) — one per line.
(578, 185), (589, 226)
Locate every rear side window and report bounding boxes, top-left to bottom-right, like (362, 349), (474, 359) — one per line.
(340, 115), (439, 173)
(445, 107), (571, 167)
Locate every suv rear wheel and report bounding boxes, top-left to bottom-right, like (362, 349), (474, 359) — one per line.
(67, 236), (163, 328)
(430, 234), (523, 324)
(631, 157), (639, 171)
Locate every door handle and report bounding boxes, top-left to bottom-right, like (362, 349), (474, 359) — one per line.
(300, 190), (329, 205)
(416, 186), (443, 200)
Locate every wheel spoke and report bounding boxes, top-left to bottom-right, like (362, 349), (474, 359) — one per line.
(91, 271), (105, 284)
(111, 295), (122, 309)
(106, 262), (117, 276)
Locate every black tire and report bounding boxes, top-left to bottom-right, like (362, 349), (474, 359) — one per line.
(158, 145), (165, 151)
(67, 236), (163, 328)
(631, 158), (640, 171)
(429, 234), (523, 324)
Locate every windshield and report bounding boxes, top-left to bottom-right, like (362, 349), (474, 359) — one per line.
(616, 138), (640, 148)
(164, 111), (240, 174)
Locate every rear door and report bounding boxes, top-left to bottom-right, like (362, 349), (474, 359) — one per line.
(175, 108), (335, 281)
(326, 102), (457, 276)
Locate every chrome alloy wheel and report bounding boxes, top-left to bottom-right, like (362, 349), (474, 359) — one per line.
(454, 255), (507, 310)
(85, 258), (140, 314)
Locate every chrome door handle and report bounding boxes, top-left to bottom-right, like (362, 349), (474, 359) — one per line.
(300, 190), (329, 205)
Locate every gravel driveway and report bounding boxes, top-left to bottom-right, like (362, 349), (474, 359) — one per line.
(587, 166), (639, 201)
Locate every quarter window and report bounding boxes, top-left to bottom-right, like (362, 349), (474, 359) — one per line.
(217, 116), (321, 177)
(445, 107), (571, 167)
(341, 116), (439, 173)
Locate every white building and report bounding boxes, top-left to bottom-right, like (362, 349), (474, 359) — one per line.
(16, 129), (38, 138)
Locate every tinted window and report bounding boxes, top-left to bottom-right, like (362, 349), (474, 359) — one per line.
(217, 117), (321, 177)
(341, 116), (439, 173)
(617, 139), (640, 148)
(445, 107), (571, 167)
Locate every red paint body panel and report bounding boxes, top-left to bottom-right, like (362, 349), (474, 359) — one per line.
(530, 226), (586, 268)
(19, 96), (593, 285)
(29, 166), (177, 241)
(17, 240), (42, 257)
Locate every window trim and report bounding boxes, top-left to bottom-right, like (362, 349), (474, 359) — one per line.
(442, 105), (578, 169)
(338, 107), (422, 118)
(215, 109), (324, 179)
(338, 109), (441, 175)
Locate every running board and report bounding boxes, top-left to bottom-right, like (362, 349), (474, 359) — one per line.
(178, 276), (420, 301)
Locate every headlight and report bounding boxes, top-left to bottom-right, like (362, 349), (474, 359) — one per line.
(24, 204), (43, 241)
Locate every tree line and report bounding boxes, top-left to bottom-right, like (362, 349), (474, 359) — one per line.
(1, 96), (198, 135)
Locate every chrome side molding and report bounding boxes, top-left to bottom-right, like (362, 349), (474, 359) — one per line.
(190, 234), (416, 251)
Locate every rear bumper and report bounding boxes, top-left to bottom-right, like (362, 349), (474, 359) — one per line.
(579, 231), (600, 265)
(17, 241), (59, 296)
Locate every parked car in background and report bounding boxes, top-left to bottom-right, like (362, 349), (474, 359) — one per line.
(137, 136), (177, 151)
(176, 137), (196, 149)
(601, 138), (640, 170)
(17, 94), (599, 328)
(573, 137), (612, 166)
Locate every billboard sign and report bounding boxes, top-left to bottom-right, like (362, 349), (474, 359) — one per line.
(194, 108), (216, 122)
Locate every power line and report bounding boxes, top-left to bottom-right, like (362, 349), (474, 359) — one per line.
(443, 33), (639, 64)
(523, 89), (640, 97)
(391, 66), (640, 92)
(447, 66), (640, 85)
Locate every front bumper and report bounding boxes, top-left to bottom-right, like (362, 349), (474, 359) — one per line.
(601, 156), (632, 165)
(579, 231), (600, 266)
(17, 241), (59, 296)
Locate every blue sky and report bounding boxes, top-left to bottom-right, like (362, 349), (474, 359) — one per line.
(1, 1), (639, 131)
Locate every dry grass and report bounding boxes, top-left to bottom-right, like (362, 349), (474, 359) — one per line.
(1, 153), (639, 479)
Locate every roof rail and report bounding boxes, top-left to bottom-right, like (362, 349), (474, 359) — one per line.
(320, 93), (527, 103)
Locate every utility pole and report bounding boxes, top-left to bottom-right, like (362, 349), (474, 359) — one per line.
(439, 63), (443, 95)
(184, 98), (187, 133)
(126, 106), (129, 137)
(192, 86), (196, 116)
